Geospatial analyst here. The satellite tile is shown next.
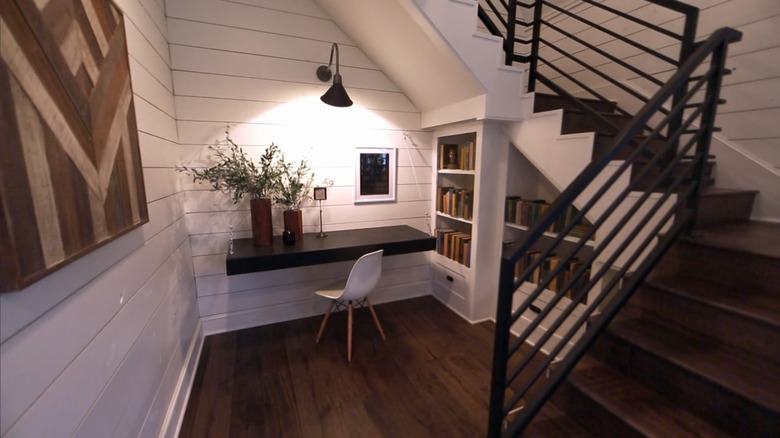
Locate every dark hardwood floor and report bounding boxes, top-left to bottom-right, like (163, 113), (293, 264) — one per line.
(180, 296), (500, 438)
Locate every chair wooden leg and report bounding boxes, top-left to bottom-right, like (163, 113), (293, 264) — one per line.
(366, 298), (386, 340)
(347, 302), (354, 361)
(316, 301), (335, 343)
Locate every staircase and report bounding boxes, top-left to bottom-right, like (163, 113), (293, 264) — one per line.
(512, 92), (780, 436)
(483, 0), (748, 431)
(551, 194), (780, 437)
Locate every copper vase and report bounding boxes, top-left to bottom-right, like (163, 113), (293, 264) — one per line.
(250, 198), (273, 246)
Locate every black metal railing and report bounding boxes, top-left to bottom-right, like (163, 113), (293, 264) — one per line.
(486, 25), (742, 437)
(478, 0), (698, 140)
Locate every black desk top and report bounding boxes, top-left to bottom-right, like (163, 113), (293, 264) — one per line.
(226, 225), (436, 276)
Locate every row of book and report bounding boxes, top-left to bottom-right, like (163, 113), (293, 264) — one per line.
(505, 197), (592, 238)
(514, 252), (590, 304)
(437, 187), (474, 220)
(435, 229), (472, 267)
(438, 142), (476, 171)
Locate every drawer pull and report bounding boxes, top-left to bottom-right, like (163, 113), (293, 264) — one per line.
(446, 275), (454, 282)
(529, 304), (542, 314)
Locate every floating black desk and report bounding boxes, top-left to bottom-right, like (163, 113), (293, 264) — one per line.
(226, 225), (436, 276)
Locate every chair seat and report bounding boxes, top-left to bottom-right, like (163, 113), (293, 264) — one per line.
(314, 279), (348, 299)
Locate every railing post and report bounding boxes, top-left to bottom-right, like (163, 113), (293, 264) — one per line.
(665, 8), (699, 165)
(527, 0), (543, 92)
(487, 257), (516, 437)
(504, 0), (517, 66)
(687, 39), (730, 234)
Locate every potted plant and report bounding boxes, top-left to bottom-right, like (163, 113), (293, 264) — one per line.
(276, 154), (315, 242)
(179, 129), (283, 246)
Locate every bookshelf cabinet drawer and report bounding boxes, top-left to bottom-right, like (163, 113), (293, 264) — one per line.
(432, 262), (468, 303)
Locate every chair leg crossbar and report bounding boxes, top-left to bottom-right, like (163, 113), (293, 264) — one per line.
(315, 297), (386, 361)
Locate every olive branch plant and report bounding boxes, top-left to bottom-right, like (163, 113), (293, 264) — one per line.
(275, 153), (315, 211)
(177, 127), (285, 204)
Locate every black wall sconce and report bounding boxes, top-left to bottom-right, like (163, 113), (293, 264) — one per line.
(316, 43), (353, 107)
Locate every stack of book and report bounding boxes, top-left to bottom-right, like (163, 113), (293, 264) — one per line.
(505, 197), (549, 227)
(504, 196), (593, 238)
(434, 229), (472, 267)
(438, 141), (476, 171)
(437, 187), (473, 220)
(513, 252), (590, 304)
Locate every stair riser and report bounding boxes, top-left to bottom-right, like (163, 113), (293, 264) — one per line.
(629, 161), (714, 192)
(631, 286), (780, 363)
(695, 193), (755, 227)
(592, 135), (667, 161)
(534, 94), (617, 114)
(551, 381), (645, 438)
(590, 331), (780, 437)
(654, 244), (780, 296)
(561, 112), (633, 136)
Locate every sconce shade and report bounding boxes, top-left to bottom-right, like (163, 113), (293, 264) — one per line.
(317, 43), (353, 107)
(320, 74), (352, 107)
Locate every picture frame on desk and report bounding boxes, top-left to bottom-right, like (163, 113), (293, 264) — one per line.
(355, 148), (396, 203)
(313, 187), (327, 200)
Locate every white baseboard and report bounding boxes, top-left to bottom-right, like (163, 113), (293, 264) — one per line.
(158, 320), (204, 438)
(201, 281), (432, 336)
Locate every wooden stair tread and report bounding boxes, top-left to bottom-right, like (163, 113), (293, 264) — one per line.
(567, 356), (731, 438)
(685, 221), (780, 259)
(524, 401), (596, 438)
(700, 187), (759, 198)
(646, 275), (780, 329)
(607, 316), (780, 413)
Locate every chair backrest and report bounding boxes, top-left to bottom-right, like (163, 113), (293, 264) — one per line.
(340, 249), (383, 301)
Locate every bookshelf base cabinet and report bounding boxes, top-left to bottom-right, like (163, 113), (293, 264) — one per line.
(431, 260), (470, 318)
(511, 282), (585, 359)
(431, 121), (509, 323)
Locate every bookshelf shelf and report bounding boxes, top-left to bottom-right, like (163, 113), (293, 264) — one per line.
(438, 212), (474, 225)
(437, 169), (475, 176)
(504, 222), (595, 247)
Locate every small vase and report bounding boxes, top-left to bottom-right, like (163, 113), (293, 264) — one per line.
(282, 230), (295, 245)
(283, 209), (304, 241)
(250, 198), (273, 246)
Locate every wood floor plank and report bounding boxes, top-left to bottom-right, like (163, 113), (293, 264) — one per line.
(181, 331), (237, 438)
(178, 296), (591, 438)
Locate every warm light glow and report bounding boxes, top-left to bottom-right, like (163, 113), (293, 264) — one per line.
(243, 97), (401, 155)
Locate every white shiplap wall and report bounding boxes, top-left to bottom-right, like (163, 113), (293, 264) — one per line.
(167, 0), (435, 334)
(529, 0), (780, 220)
(0, 0), (201, 437)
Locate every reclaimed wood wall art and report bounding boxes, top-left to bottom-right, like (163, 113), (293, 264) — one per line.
(0, 0), (148, 291)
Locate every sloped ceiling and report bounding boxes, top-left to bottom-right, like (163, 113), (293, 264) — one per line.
(312, 0), (484, 114)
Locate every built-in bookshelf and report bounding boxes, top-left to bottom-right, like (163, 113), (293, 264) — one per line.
(430, 121), (507, 323)
(504, 143), (595, 356)
(504, 197), (595, 245)
(434, 132), (476, 266)
(511, 251), (591, 304)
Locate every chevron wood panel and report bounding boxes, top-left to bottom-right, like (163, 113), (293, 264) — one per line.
(0, 0), (148, 292)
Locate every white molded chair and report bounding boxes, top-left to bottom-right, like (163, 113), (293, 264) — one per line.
(315, 249), (386, 361)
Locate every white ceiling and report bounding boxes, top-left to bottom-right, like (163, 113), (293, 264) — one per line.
(312, 0), (484, 114)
